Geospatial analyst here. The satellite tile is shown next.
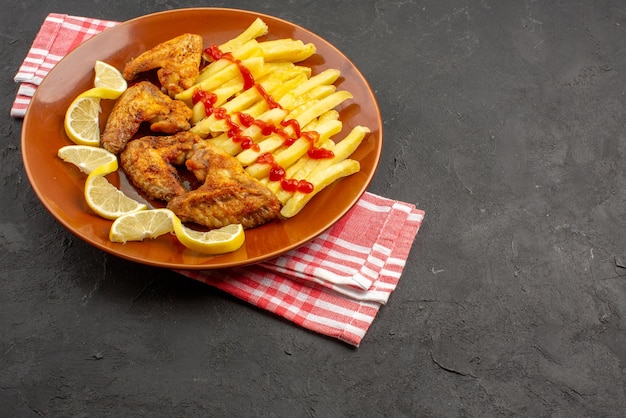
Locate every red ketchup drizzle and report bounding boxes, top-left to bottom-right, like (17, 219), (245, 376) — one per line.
(255, 84), (282, 109)
(197, 44), (336, 194)
(256, 152), (314, 194)
(192, 90), (218, 116)
(205, 45), (255, 90)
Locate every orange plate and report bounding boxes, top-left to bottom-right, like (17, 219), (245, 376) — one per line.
(21, 8), (382, 269)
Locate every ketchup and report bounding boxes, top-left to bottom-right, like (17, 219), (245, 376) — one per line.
(205, 45), (255, 90)
(255, 84), (282, 109)
(196, 45), (337, 194)
(256, 152), (314, 193)
(192, 90), (217, 116)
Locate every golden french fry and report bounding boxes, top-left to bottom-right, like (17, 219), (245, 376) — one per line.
(229, 39), (263, 60)
(176, 57), (266, 103)
(283, 122), (340, 170)
(186, 19), (367, 219)
(285, 68), (340, 99)
(325, 125), (370, 163)
(294, 125), (369, 179)
(239, 135), (285, 166)
(190, 84), (241, 124)
(218, 18), (269, 54)
(277, 126), (366, 192)
(280, 159), (360, 218)
(190, 80), (280, 136)
(292, 90), (353, 128)
(282, 85), (336, 110)
(218, 108), (289, 156)
(195, 40), (263, 85)
(259, 39), (316, 62)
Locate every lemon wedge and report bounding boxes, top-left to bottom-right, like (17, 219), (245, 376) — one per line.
(57, 145), (118, 175)
(173, 222), (245, 255)
(84, 165), (147, 220)
(109, 208), (177, 243)
(64, 96), (102, 146)
(63, 61), (127, 146)
(94, 60), (127, 93)
(77, 61), (127, 100)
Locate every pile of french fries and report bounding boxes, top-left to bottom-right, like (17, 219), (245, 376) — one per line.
(175, 18), (370, 218)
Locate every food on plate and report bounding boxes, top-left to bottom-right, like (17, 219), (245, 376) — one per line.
(109, 208), (177, 243)
(172, 222), (245, 255)
(123, 33), (203, 97)
(60, 17), (371, 254)
(170, 20), (367, 218)
(84, 164), (147, 220)
(167, 141), (281, 230)
(277, 125), (369, 217)
(120, 132), (199, 201)
(58, 145), (118, 175)
(101, 81), (193, 154)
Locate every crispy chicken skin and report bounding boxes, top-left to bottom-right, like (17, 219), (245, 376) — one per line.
(119, 132), (199, 202)
(101, 81), (192, 154)
(123, 33), (203, 97)
(167, 142), (281, 229)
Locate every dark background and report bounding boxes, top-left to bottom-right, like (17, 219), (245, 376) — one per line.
(2, 0), (625, 416)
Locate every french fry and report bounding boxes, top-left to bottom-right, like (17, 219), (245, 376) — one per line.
(217, 18), (269, 55)
(246, 116), (343, 182)
(279, 68), (340, 107)
(259, 39), (316, 62)
(190, 84), (241, 124)
(216, 108), (289, 156)
(315, 125), (370, 168)
(280, 159), (361, 218)
(195, 40), (263, 84)
(176, 56), (266, 103)
(190, 79), (286, 137)
(291, 90), (353, 128)
(269, 140), (335, 203)
(182, 19), (369, 219)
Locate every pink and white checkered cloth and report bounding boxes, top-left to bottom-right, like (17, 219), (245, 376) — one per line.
(12, 13), (425, 346)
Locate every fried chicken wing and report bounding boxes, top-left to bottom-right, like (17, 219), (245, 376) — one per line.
(120, 132), (199, 202)
(167, 142), (281, 229)
(123, 33), (203, 97)
(101, 81), (192, 154)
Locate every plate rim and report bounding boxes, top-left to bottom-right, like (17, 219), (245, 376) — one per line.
(21, 7), (383, 269)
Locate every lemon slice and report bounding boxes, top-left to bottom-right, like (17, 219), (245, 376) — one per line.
(57, 145), (118, 174)
(84, 166), (147, 220)
(64, 96), (102, 146)
(110, 208), (177, 243)
(78, 61), (127, 99)
(173, 222), (245, 255)
(63, 61), (127, 146)
(94, 60), (127, 93)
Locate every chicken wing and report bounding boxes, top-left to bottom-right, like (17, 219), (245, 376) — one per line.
(101, 81), (192, 154)
(167, 142), (281, 229)
(123, 33), (203, 97)
(120, 132), (199, 202)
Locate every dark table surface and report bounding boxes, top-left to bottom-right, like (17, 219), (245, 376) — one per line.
(2, 1), (626, 416)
